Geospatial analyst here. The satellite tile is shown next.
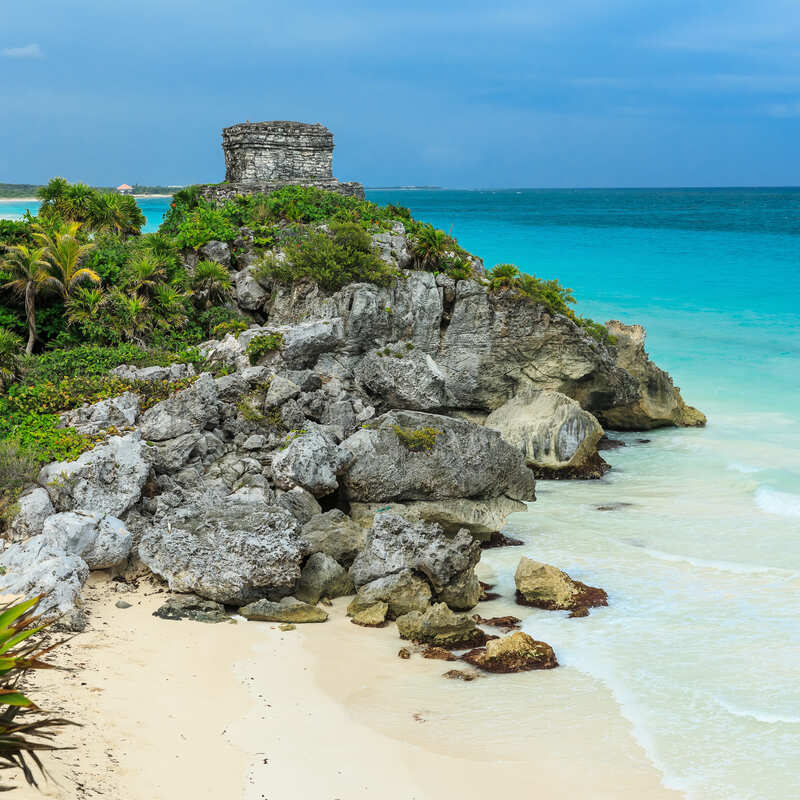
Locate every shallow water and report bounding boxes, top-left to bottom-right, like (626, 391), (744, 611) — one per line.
(6, 187), (799, 797)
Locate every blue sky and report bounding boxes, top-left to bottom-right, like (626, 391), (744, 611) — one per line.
(1, 0), (799, 187)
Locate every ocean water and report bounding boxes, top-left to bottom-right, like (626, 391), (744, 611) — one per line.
(366, 188), (800, 800)
(5, 188), (799, 797)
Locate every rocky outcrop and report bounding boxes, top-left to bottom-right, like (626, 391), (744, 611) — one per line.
(340, 411), (535, 503)
(295, 552), (353, 604)
(347, 570), (432, 619)
(8, 487), (54, 542)
(41, 511), (132, 570)
(0, 536), (88, 630)
(485, 390), (607, 478)
(138, 374), (220, 441)
(61, 392), (139, 436)
(39, 433), (149, 517)
(139, 505), (303, 605)
(350, 601), (388, 627)
(598, 321), (706, 430)
(514, 557), (608, 611)
(396, 603), (489, 648)
(300, 510), (366, 566)
(462, 631), (558, 672)
(350, 514), (481, 611)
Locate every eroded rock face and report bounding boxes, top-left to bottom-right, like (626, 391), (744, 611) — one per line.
(355, 347), (448, 410)
(0, 536), (88, 631)
(295, 552), (353, 604)
(395, 603), (488, 648)
(349, 514), (481, 610)
(39, 433), (149, 517)
(8, 487), (54, 542)
(300, 510), (366, 566)
(271, 425), (352, 497)
(41, 511), (132, 570)
(599, 321), (706, 430)
(61, 392), (140, 436)
(485, 390), (607, 478)
(514, 557), (608, 611)
(347, 569), (432, 620)
(340, 411), (536, 503)
(462, 631), (558, 672)
(138, 505), (303, 604)
(138, 374), (220, 442)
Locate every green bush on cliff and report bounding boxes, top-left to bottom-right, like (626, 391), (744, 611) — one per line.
(246, 332), (284, 364)
(171, 204), (237, 249)
(392, 425), (441, 452)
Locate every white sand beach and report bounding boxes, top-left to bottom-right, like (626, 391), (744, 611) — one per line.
(10, 574), (679, 800)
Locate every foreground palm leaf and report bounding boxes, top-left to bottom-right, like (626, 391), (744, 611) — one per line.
(0, 596), (77, 790)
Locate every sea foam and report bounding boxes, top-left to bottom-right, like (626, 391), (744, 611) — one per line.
(755, 487), (800, 518)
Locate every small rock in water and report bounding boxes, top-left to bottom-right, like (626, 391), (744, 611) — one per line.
(597, 437), (626, 450)
(596, 502), (634, 512)
(442, 669), (478, 681)
(462, 631), (558, 673)
(515, 557), (608, 611)
(279, 623), (296, 631)
(472, 614), (522, 629)
(481, 531), (524, 549)
(636, 438), (651, 444)
(115, 600), (132, 609)
(569, 607), (590, 618)
(397, 648), (411, 659)
(153, 595), (229, 624)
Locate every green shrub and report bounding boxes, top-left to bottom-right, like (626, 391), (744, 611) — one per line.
(0, 409), (93, 463)
(246, 332), (284, 364)
(0, 439), (39, 525)
(172, 204), (237, 249)
(213, 320), (248, 338)
(392, 425), (441, 452)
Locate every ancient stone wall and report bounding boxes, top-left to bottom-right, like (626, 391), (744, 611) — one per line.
(223, 122), (334, 184)
(199, 120), (364, 201)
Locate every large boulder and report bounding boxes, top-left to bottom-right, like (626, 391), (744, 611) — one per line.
(300, 510), (366, 566)
(462, 631), (558, 672)
(61, 392), (140, 436)
(514, 557), (608, 611)
(276, 487), (322, 525)
(350, 514), (480, 608)
(485, 389), (607, 478)
(138, 505), (303, 605)
(340, 411), (535, 503)
(0, 536), (88, 631)
(8, 487), (54, 542)
(234, 268), (268, 311)
(395, 603), (488, 648)
(349, 496), (525, 542)
(598, 321), (706, 430)
(138, 374), (220, 442)
(271, 425), (352, 498)
(39, 433), (149, 517)
(41, 511), (132, 570)
(347, 570), (432, 620)
(355, 346), (448, 410)
(239, 596), (328, 623)
(111, 363), (196, 383)
(295, 552), (354, 604)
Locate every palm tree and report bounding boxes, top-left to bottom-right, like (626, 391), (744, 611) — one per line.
(487, 263), (521, 291)
(34, 225), (99, 300)
(0, 327), (24, 388)
(152, 284), (188, 330)
(191, 260), (232, 307)
(66, 286), (105, 330)
(108, 289), (150, 343)
(127, 251), (165, 296)
(89, 193), (145, 237)
(1, 245), (49, 353)
(412, 225), (450, 270)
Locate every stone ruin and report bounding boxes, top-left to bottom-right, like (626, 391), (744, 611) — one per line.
(201, 121), (364, 201)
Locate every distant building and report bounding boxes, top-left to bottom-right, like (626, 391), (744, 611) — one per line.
(199, 121), (364, 202)
(116, 183), (134, 195)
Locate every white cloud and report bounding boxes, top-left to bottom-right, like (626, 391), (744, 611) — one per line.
(2, 43), (44, 59)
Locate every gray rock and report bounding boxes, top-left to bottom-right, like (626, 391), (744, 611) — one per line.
(295, 552), (353, 604)
(111, 363), (195, 382)
(0, 536), (88, 631)
(138, 505), (303, 605)
(436, 568), (481, 611)
(39, 433), (149, 517)
(115, 599), (132, 609)
(242, 434), (266, 450)
(148, 432), (203, 474)
(41, 511), (132, 570)
(355, 347), (448, 410)
(239, 596), (328, 623)
(349, 513), (481, 609)
(138, 374), (220, 442)
(485, 389), (605, 474)
(349, 496), (525, 542)
(300, 510), (366, 566)
(61, 392), (140, 435)
(272, 425), (352, 498)
(347, 570), (431, 619)
(152, 595), (229, 623)
(371, 231), (413, 268)
(8, 487), (54, 541)
(265, 375), (301, 408)
(214, 372), (249, 401)
(276, 487), (322, 525)
(234, 268), (268, 311)
(280, 319), (346, 368)
(340, 411), (535, 503)
(198, 239), (231, 268)
(395, 603), (486, 648)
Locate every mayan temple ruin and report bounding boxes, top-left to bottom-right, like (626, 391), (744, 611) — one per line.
(200, 120), (364, 201)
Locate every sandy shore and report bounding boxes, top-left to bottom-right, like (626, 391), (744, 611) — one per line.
(8, 575), (681, 799)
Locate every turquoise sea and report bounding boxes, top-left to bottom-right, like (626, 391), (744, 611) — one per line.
(3, 189), (799, 798)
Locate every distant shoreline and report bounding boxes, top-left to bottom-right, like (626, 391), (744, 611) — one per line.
(0, 193), (173, 202)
